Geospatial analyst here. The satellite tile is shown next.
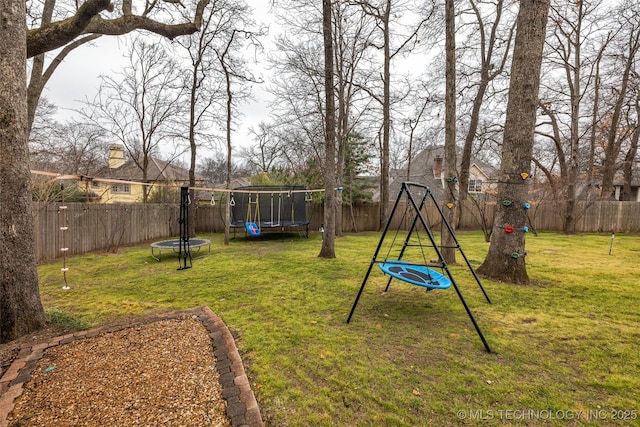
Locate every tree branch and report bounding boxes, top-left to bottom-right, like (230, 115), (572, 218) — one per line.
(83, 15), (198, 39)
(27, 0), (211, 58)
(27, 0), (113, 57)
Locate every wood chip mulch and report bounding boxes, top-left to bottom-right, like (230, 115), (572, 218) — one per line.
(0, 307), (262, 427)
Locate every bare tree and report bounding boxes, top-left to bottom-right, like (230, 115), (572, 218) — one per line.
(268, 2), (376, 238)
(333, 3), (375, 236)
(29, 97), (62, 169)
(441, 0), (457, 264)
(536, 0), (612, 233)
(457, 0), (516, 203)
(268, 4), (327, 174)
(477, 0), (550, 284)
(25, 0), (210, 132)
(1, 1), (45, 342)
(33, 121), (108, 176)
(352, 0), (432, 228)
(26, 0), (101, 132)
(198, 153), (251, 183)
(621, 86), (640, 200)
(27, 0), (210, 58)
(1, 0), (209, 342)
(599, 1), (640, 199)
(319, 0), (337, 258)
(242, 122), (283, 172)
(84, 38), (186, 202)
(402, 87), (432, 181)
(175, 0), (263, 239)
(175, 0), (227, 231)
(215, 24), (263, 243)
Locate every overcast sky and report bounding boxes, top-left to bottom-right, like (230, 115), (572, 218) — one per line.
(43, 1), (276, 159)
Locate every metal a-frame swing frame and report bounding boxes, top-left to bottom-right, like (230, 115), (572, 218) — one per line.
(347, 181), (493, 353)
(177, 186), (192, 271)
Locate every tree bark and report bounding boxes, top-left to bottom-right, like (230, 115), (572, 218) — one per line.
(379, 0), (391, 230)
(26, 0), (113, 57)
(222, 58), (233, 242)
(1, 0), (46, 343)
(26, 0), (211, 58)
(188, 46), (199, 239)
(319, 0), (336, 258)
(4, 0), (210, 343)
(476, 0), (550, 285)
(442, 0), (457, 265)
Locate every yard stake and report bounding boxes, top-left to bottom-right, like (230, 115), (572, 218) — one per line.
(609, 230), (615, 255)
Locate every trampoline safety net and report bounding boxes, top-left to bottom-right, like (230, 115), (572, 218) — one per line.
(230, 186), (309, 230)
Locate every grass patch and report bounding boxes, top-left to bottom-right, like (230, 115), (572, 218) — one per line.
(37, 231), (640, 426)
(45, 308), (93, 331)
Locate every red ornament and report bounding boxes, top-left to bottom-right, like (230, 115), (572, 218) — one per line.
(504, 226), (514, 233)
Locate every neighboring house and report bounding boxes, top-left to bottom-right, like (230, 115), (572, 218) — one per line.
(574, 160), (640, 202)
(92, 144), (204, 203)
(612, 162), (640, 201)
(388, 145), (498, 201)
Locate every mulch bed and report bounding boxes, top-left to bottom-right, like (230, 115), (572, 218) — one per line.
(0, 307), (261, 427)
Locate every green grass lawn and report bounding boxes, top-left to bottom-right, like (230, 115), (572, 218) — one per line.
(37, 231), (640, 426)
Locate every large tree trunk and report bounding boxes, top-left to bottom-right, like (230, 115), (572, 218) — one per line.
(188, 62), (199, 238)
(335, 71), (346, 238)
(319, 0), (336, 258)
(563, 1), (584, 234)
(441, 0), (457, 265)
(379, 0), (391, 229)
(477, 0), (550, 285)
(223, 64), (233, 244)
(1, 0), (46, 343)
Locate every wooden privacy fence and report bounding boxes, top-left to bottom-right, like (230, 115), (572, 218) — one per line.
(33, 202), (180, 263)
(34, 200), (640, 262)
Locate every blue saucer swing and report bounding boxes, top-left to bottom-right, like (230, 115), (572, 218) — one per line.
(245, 221), (261, 236)
(378, 260), (451, 290)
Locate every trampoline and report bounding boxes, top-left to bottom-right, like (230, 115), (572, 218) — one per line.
(378, 260), (451, 290)
(230, 185), (311, 237)
(150, 238), (211, 261)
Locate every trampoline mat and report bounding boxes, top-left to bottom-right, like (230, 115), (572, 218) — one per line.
(151, 239), (210, 248)
(378, 260), (451, 290)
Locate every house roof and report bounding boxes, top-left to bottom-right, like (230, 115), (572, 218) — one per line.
(613, 169), (640, 187)
(97, 156), (203, 183)
(389, 145), (498, 200)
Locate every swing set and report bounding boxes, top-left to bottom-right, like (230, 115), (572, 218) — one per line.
(227, 186), (317, 237)
(347, 181), (493, 353)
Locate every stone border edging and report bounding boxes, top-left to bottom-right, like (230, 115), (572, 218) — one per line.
(0, 306), (262, 427)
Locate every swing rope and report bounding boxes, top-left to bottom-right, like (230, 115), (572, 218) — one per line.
(382, 194), (429, 267)
(245, 193), (261, 236)
(378, 189), (446, 289)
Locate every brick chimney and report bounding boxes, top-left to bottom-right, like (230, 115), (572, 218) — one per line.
(433, 155), (443, 178)
(109, 144), (125, 169)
